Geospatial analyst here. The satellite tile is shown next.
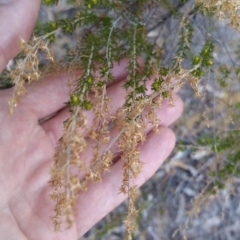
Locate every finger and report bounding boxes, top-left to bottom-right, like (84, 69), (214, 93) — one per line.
(41, 93), (182, 146)
(41, 75), (182, 146)
(42, 94), (182, 188)
(1, 59), (131, 119)
(27, 58), (130, 118)
(74, 94), (182, 179)
(77, 96), (182, 183)
(74, 126), (176, 237)
(0, 0), (41, 72)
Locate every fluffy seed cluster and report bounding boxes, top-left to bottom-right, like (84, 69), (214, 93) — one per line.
(9, 36), (54, 114)
(49, 107), (87, 230)
(197, 0), (240, 31)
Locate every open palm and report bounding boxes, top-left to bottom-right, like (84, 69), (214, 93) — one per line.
(0, 1), (183, 240)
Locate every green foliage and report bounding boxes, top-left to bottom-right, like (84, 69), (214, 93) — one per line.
(217, 65), (231, 88)
(176, 19), (194, 60)
(42, 0), (59, 5)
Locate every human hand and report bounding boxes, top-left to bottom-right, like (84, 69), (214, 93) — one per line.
(0, 1), (183, 239)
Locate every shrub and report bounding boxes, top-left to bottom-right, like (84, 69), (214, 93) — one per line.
(4, 0), (240, 239)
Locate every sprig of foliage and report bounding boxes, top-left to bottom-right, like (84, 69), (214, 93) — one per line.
(5, 0), (240, 239)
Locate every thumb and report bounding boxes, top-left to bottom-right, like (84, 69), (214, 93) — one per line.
(0, 0), (41, 72)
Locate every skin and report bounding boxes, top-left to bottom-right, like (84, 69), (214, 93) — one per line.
(0, 1), (183, 239)
(0, 0), (15, 5)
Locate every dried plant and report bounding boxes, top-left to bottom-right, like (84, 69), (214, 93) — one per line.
(5, 0), (240, 239)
